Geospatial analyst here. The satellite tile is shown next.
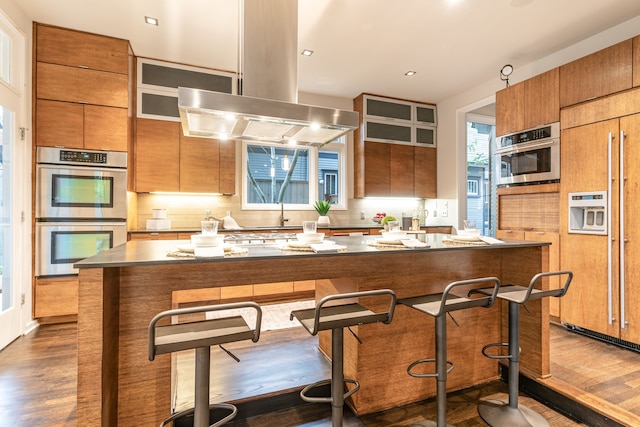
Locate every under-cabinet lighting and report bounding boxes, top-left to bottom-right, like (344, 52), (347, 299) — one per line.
(145, 16), (159, 26)
(405, 70), (417, 76)
(301, 49), (314, 56)
(150, 192), (223, 196)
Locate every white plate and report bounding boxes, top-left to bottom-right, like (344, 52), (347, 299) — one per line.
(457, 229), (481, 237)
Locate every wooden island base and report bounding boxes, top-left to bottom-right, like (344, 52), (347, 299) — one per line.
(76, 239), (550, 426)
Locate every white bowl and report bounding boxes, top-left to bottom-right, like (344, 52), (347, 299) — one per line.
(457, 229), (481, 237)
(190, 234), (223, 247)
(296, 232), (325, 244)
(381, 231), (407, 240)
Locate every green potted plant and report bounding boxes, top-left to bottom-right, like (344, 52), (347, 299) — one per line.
(314, 200), (331, 226)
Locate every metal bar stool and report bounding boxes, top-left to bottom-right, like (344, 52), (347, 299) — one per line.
(399, 277), (501, 427)
(148, 302), (262, 427)
(290, 289), (397, 427)
(476, 271), (573, 427)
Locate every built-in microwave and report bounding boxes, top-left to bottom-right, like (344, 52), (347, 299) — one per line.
(495, 122), (560, 186)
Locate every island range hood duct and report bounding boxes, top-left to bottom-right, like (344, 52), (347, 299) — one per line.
(178, 0), (359, 146)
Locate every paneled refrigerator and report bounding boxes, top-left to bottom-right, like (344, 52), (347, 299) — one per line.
(560, 112), (640, 346)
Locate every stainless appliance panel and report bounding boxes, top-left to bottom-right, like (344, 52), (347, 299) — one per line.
(35, 222), (127, 277)
(497, 139), (560, 186)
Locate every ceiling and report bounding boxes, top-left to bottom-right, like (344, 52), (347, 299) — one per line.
(16, 0), (640, 105)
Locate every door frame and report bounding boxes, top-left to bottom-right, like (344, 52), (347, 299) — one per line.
(0, 7), (31, 350)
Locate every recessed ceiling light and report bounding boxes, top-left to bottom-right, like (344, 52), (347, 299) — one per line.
(145, 16), (159, 26)
(405, 71), (417, 76)
(301, 49), (314, 56)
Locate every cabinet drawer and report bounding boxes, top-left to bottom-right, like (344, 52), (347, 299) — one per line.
(221, 285), (253, 300)
(128, 232), (178, 240)
(37, 62), (128, 108)
(293, 280), (316, 292)
(254, 282), (294, 296)
(36, 24), (129, 74)
(34, 277), (78, 318)
(496, 230), (525, 240)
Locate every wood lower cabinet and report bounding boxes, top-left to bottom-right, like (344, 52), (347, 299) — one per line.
(135, 118), (235, 194)
(34, 277), (78, 318)
(36, 99), (128, 151)
(560, 39), (633, 108)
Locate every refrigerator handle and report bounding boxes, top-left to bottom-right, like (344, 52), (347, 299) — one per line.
(608, 131), (614, 325)
(620, 130), (626, 328)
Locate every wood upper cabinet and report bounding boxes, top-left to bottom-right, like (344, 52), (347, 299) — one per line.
(135, 118), (236, 194)
(524, 68), (559, 129)
(37, 62), (128, 108)
(34, 23), (130, 153)
(36, 23), (129, 74)
(389, 144), (415, 197)
(496, 81), (525, 136)
(36, 99), (128, 151)
(362, 141), (390, 197)
(414, 146), (437, 198)
(179, 133), (221, 193)
(354, 93), (437, 198)
(496, 68), (558, 136)
(135, 119), (180, 192)
(634, 35), (640, 88)
(560, 38), (633, 108)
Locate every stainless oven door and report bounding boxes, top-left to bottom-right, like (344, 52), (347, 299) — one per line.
(35, 222), (127, 277)
(36, 164), (127, 219)
(496, 139), (560, 186)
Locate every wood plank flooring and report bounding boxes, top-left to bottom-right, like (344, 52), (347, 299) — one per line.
(8, 319), (640, 426)
(0, 321), (590, 427)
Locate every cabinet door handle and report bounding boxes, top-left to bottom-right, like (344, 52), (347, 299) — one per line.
(620, 130), (626, 329)
(607, 131), (614, 325)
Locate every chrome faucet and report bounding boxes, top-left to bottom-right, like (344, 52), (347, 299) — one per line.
(280, 203), (289, 227)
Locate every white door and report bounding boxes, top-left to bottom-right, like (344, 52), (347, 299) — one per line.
(0, 12), (27, 351)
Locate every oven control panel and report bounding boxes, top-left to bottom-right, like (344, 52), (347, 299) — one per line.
(36, 146), (128, 169)
(60, 149), (108, 164)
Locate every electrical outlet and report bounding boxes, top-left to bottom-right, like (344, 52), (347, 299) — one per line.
(360, 211), (365, 220)
(442, 210), (448, 217)
(433, 210), (437, 217)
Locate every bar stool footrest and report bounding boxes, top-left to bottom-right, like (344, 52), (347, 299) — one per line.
(481, 342), (513, 360)
(407, 357), (454, 378)
(478, 399), (550, 427)
(300, 378), (360, 403)
(160, 403), (237, 427)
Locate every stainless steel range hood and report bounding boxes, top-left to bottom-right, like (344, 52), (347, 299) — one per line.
(178, 0), (358, 146)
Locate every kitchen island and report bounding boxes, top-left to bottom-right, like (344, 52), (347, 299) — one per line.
(75, 234), (551, 426)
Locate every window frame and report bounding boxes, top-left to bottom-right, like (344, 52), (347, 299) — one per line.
(241, 138), (347, 211)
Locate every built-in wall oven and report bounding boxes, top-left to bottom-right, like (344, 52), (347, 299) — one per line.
(35, 147), (127, 277)
(496, 122), (560, 186)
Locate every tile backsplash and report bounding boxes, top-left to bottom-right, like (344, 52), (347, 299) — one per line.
(133, 193), (437, 230)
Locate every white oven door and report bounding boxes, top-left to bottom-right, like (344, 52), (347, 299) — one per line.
(36, 164), (127, 219)
(35, 222), (127, 277)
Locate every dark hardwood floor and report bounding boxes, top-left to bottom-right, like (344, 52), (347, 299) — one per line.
(0, 321), (595, 427)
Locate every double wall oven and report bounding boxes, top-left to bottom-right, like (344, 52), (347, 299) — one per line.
(496, 122), (560, 186)
(35, 147), (128, 277)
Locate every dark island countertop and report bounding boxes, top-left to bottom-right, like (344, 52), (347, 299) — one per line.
(75, 234), (548, 269)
